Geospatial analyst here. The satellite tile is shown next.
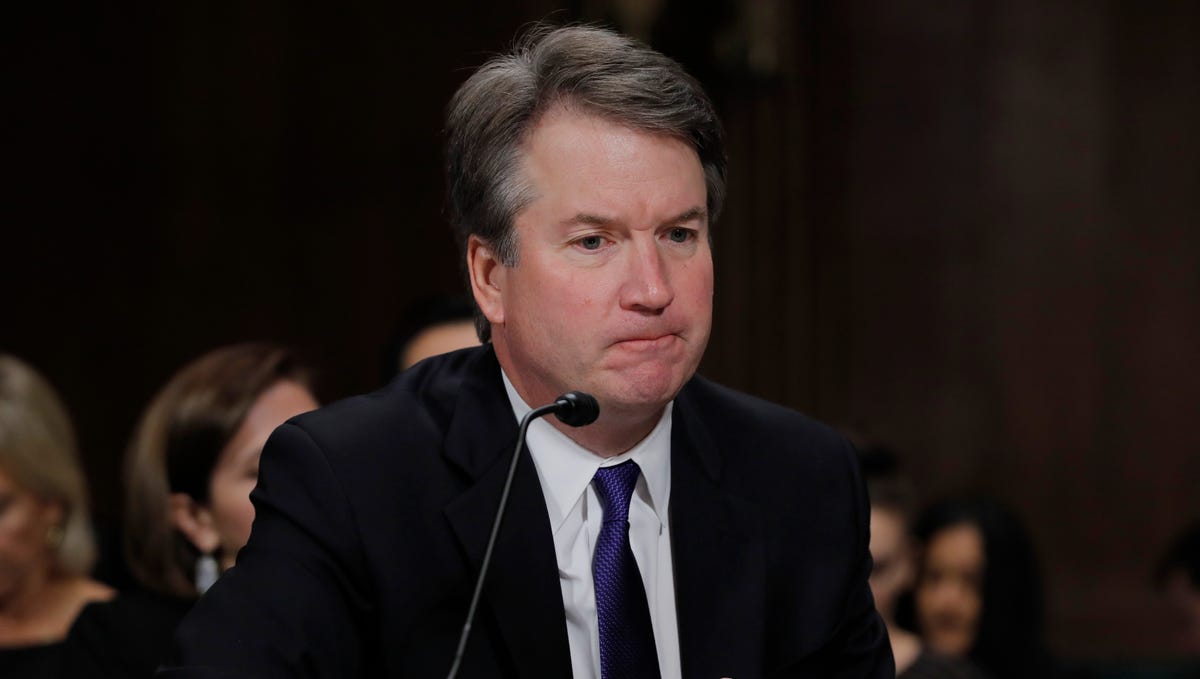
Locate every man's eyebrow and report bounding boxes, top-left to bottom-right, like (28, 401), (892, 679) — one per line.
(559, 207), (707, 229)
(665, 207), (707, 226)
(561, 213), (613, 227)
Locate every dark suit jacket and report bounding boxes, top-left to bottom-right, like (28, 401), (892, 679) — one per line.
(160, 345), (892, 678)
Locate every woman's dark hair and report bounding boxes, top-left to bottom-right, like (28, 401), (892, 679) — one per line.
(379, 293), (475, 385)
(123, 342), (310, 598)
(1154, 520), (1200, 589)
(857, 445), (917, 522)
(911, 498), (1056, 678)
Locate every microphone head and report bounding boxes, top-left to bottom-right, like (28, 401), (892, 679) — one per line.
(553, 391), (600, 427)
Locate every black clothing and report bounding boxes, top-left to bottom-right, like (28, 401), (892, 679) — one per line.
(0, 641), (62, 678)
(901, 650), (989, 679)
(60, 589), (192, 678)
(160, 345), (892, 678)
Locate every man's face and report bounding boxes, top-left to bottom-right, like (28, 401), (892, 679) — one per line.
(477, 107), (713, 423)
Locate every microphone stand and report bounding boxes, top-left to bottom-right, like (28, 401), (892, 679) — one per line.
(445, 392), (596, 679)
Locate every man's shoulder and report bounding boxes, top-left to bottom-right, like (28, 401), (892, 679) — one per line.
(677, 375), (847, 452)
(675, 375), (858, 494)
(283, 345), (497, 455)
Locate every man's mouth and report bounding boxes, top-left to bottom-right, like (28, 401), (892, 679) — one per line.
(613, 334), (679, 351)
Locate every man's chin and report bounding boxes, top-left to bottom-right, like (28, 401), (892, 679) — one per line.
(595, 375), (685, 416)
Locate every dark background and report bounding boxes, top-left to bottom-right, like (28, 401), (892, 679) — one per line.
(6, 0), (1198, 663)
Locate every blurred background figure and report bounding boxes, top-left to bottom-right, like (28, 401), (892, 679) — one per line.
(0, 355), (112, 677)
(59, 343), (318, 678)
(859, 446), (983, 679)
(1153, 521), (1200, 656)
(378, 292), (479, 384)
(909, 498), (1061, 679)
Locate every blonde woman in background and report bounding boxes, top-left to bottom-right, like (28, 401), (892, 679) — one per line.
(60, 342), (318, 678)
(0, 354), (113, 677)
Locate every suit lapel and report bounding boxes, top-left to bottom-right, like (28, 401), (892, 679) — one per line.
(442, 349), (573, 678)
(669, 389), (767, 679)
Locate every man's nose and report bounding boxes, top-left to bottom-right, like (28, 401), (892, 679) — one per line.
(620, 241), (674, 314)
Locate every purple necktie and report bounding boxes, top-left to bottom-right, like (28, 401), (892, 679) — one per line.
(592, 461), (662, 679)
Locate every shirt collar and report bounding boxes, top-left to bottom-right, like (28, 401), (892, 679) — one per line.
(500, 369), (672, 533)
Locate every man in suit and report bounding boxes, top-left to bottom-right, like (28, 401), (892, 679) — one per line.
(160, 23), (893, 679)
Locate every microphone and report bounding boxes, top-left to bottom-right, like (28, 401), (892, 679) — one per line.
(552, 390), (600, 427)
(445, 391), (599, 679)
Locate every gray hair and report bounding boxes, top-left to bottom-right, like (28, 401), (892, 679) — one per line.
(445, 23), (727, 341)
(0, 354), (98, 577)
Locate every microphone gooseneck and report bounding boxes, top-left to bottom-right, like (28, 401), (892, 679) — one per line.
(445, 391), (599, 679)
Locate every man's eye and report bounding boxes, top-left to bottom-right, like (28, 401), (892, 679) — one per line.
(667, 227), (692, 243)
(578, 236), (605, 250)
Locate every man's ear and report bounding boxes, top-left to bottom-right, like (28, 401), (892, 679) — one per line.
(467, 235), (506, 328)
(168, 493), (220, 554)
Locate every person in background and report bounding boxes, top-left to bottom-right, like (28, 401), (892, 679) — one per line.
(859, 447), (984, 679)
(1154, 520), (1200, 655)
(379, 293), (480, 383)
(910, 498), (1061, 678)
(0, 354), (113, 677)
(59, 343), (318, 678)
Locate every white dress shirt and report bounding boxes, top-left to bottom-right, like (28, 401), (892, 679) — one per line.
(501, 372), (681, 679)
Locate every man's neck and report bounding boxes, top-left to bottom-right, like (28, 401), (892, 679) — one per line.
(546, 405), (665, 458)
(495, 358), (666, 458)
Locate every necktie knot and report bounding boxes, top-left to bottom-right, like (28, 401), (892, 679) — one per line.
(592, 460), (641, 523)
